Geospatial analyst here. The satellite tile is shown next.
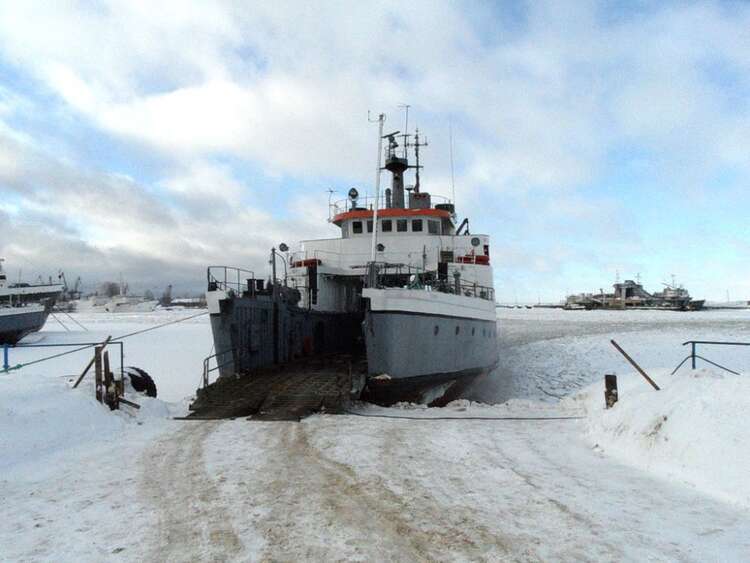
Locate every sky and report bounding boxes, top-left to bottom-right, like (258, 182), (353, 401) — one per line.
(0, 0), (748, 301)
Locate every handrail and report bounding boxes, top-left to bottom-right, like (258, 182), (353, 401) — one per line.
(201, 346), (258, 388)
(367, 261), (495, 302)
(329, 193), (453, 220)
(202, 347), (235, 388)
(671, 340), (749, 376)
(206, 266), (256, 294)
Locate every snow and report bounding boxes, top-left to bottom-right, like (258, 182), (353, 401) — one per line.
(572, 367), (750, 509)
(8, 309), (212, 402)
(1, 307), (750, 560)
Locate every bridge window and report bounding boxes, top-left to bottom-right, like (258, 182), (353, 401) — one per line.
(412, 219), (423, 232)
(428, 220), (439, 235)
(381, 219), (392, 232)
(352, 221), (363, 234)
(367, 220), (373, 233)
(397, 219), (408, 232)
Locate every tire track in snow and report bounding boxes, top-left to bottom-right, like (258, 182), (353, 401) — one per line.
(254, 422), (513, 561)
(139, 421), (242, 562)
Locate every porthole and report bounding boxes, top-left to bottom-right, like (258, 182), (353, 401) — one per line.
(434, 325), (439, 335)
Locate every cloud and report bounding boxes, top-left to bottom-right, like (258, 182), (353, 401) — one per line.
(0, 1), (749, 300)
(0, 131), (334, 291)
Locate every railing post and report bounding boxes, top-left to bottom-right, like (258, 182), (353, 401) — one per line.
(691, 342), (696, 370)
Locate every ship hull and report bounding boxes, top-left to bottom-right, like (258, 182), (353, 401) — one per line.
(361, 287), (499, 405)
(207, 288), (363, 379)
(0, 305), (52, 345)
(205, 285), (499, 406)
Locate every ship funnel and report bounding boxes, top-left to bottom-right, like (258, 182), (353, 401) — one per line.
(385, 154), (408, 208)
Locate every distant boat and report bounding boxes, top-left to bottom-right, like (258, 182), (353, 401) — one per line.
(0, 259), (63, 344)
(565, 277), (705, 311)
(104, 295), (159, 313)
(101, 279), (159, 313)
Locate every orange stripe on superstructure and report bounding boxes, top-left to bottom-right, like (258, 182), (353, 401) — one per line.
(332, 208), (451, 225)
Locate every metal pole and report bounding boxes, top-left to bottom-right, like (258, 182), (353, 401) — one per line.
(270, 247), (277, 292)
(691, 342), (696, 370)
(3, 344), (8, 371)
(370, 113), (385, 263)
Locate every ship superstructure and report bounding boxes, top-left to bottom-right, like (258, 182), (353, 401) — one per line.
(204, 115), (498, 406)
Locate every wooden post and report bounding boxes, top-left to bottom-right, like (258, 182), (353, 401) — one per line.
(604, 374), (618, 408)
(73, 335), (113, 388)
(103, 350), (118, 410)
(94, 346), (103, 403)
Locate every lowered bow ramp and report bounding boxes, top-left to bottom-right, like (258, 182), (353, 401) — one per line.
(187, 356), (364, 421)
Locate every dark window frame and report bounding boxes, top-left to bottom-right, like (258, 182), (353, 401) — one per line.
(381, 219), (392, 232)
(412, 219), (423, 232)
(352, 221), (363, 234)
(396, 219), (408, 232)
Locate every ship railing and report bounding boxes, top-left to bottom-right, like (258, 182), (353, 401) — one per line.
(671, 340), (750, 376)
(202, 348), (233, 388)
(201, 346), (257, 388)
(328, 193), (453, 219)
(207, 266), (256, 295)
(366, 261), (495, 302)
(289, 249), (449, 270)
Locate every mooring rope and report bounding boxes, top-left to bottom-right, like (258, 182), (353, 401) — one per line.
(3, 311), (209, 372)
(58, 309), (89, 331)
(50, 312), (71, 332)
(344, 410), (584, 421)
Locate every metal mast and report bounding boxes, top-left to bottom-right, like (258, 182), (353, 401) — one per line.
(370, 113), (386, 262)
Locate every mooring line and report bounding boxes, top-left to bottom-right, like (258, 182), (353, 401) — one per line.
(344, 410), (584, 421)
(4, 311), (209, 372)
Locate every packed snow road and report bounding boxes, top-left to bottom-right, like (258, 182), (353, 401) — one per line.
(137, 406), (749, 561)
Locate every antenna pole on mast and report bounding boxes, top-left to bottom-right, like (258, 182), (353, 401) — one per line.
(399, 104), (410, 159)
(369, 112), (386, 262)
(449, 119), (456, 208)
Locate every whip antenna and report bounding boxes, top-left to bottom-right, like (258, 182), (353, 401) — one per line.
(449, 119), (456, 208)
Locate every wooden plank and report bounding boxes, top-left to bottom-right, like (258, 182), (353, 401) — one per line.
(72, 335), (113, 388)
(610, 339), (660, 390)
(118, 397), (141, 409)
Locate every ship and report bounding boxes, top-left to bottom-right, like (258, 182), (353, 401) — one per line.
(0, 259), (63, 344)
(565, 276), (705, 311)
(103, 280), (159, 313)
(203, 115), (498, 407)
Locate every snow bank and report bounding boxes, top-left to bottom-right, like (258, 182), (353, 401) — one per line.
(0, 372), (175, 479)
(570, 368), (750, 508)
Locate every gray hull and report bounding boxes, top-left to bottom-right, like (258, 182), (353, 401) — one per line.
(209, 291), (362, 379)
(0, 307), (51, 345)
(364, 311), (498, 379)
(362, 310), (499, 404)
